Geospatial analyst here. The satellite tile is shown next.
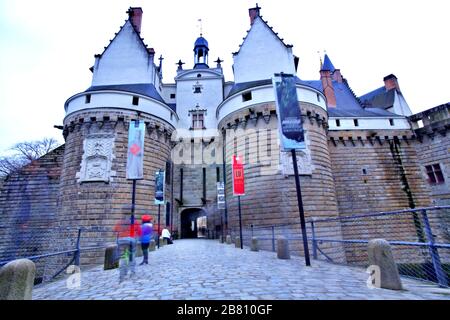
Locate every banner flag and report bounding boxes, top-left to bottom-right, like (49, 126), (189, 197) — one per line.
(272, 73), (306, 151)
(126, 120), (145, 180)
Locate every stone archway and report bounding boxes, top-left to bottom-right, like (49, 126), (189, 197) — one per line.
(180, 208), (207, 239)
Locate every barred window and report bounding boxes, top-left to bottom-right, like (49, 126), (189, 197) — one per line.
(425, 164), (445, 185)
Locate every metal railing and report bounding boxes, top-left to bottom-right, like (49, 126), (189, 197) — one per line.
(0, 227), (112, 284)
(227, 206), (450, 288)
(310, 206), (450, 288)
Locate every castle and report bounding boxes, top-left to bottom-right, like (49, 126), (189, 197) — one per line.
(1, 6), (449, 270)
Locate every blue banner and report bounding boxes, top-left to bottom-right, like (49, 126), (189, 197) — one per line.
(272, 74), (305, 151)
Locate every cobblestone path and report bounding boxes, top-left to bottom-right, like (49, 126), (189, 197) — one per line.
(33, 239), (449, 300)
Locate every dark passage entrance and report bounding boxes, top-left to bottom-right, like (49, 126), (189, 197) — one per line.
(181, 208), (207, 239)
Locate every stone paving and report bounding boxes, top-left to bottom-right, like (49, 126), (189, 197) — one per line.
(33, 239), (450, 300)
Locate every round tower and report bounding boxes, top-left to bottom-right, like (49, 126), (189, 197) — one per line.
(217, 81), (343, 259)
(53, 8), (178, 265)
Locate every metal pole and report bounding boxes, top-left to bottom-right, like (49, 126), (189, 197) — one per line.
(130, 179), (137, 237)
(157, 204), (161, 249)
(222, 130), (229, 235)
(311, 221), (318, 260)
(291, 149), (311, 266)
(238, 196), (243, 249)
(170, 161), (174, 235)
(421, 209), (448, 287)
(271, 226), (275, 252)
(75, 228), (81, 266)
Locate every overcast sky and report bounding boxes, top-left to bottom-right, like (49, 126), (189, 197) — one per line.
(0, 0), (448, 155)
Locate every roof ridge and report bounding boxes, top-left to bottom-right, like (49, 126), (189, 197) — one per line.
(341, 77), (363, 107)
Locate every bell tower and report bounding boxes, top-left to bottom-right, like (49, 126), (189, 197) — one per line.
(194, 35), (209, 68)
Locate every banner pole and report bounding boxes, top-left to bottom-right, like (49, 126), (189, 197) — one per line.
(157, 204), (161, 249)
(238, 196), (244, 249)
(291, 149), (311, 266)
(130, 179), (137, 238)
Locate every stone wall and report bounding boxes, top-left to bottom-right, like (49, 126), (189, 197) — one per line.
(412, 114), (450, 248)
(219, 102), (344, 261)
(328, 130), (433, 264)
(0, 145), (65, 276)
(53, 109), (174, 266)
(171, 140), (223, 239)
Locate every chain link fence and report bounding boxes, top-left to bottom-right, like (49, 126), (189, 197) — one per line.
(0, 226), (115, 284)
(310, 206), (450, 288)
(226, 206), (450, 288)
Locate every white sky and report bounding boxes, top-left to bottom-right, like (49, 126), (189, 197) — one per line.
(0, 0), (449, 155)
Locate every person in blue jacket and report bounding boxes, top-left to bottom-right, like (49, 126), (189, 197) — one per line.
(139, 215), (153, 265)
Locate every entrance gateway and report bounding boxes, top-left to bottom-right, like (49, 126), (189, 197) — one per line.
(180, 208), (208, 239)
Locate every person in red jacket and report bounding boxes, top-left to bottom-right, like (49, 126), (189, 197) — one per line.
(114, 217), (141, 238)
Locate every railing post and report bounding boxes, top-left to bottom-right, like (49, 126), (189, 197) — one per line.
(74, 228), (81, 266)
(271, 226), (275, 252)
(311, 220), (318, 260)
(251, 225), (254, 239)
(421, 209), (448, 287)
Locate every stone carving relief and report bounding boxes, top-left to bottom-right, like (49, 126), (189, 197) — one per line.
(77, 134), (115, 183)
(281, 150), (313, 176)
(280, 132), (314, 176)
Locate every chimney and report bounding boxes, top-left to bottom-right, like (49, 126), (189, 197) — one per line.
(249, 3), (261, 25)
(128, 7), (143, 34)
(320, 70), (337, 108)
(384, 74), (400, 91)
(332, 69), (343, 83)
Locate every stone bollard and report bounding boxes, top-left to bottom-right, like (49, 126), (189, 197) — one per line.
(104, 245), (119, 270)
(226, 235), (232, 245)
(277, 236), (290, 260)
(219, 235), (223, 243)
(136, 244), (143, 258)
(162, 238), (168, 246)
(235, 236), (241, 248)
(368, 239), (403, 290)
(149, 240), (156, 252)
(0, 259), (36, 300)
(251, 237), (259, 252)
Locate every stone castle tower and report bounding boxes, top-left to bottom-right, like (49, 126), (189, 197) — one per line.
(1, 5), (448, 272)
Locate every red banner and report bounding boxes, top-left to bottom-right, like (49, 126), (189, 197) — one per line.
(232, 155), (245, 196)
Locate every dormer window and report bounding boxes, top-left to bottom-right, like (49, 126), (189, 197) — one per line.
(132, 96), (139, 106)
(242, 92), (252, 102)
(85, 94), (91, 104)
(170, 94), (176, 99)
(193, 82), (203, 94)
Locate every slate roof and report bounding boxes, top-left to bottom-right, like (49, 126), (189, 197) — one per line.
(193, 63), (210, 70)
(303, 79), (399, 118)
(194, 36), (209, 49)
(85, 83), (176, 111)
(321, 54), (335, 72)
(225, 77), (400, 118)
(226, 79), (273, 97)
(359, 86), (396, 109)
